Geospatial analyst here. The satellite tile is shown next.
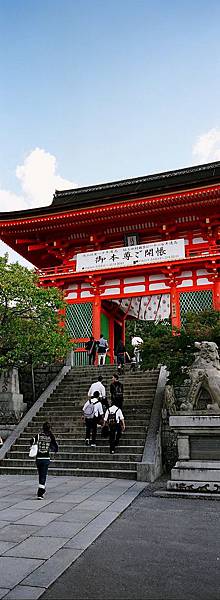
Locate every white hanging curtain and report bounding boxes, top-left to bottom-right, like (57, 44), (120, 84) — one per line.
(114, 294), (170, 321)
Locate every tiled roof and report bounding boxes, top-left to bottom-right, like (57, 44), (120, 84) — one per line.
(1, 161), (220, 220)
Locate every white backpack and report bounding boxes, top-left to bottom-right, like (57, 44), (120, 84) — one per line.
(83, 399), (99, 419)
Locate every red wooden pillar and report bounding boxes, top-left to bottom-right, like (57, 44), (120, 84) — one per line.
(58, 307), (66, 328)
(170, 285), (181, 330)
(109, 316), (114, 364)
(213, 279), (220, 311)
(92, 295), (101, 341)
(122, 318), (126, 345)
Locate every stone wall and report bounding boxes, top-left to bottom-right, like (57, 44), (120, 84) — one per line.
(19, 364), (63, 410)
(0, 425), (15, 440)
(161, 380), (212, 472)
(161, 419), (178, 472)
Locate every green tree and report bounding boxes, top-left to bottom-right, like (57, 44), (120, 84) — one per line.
(125, 310), (220, 387)
(0, 255), (71, 369)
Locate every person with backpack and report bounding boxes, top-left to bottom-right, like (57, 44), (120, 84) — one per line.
(103, 403), (125, 454)
(85, 336), (97, 365)
(97, 333), (108, 365)
(110, 374), (124, 409)
(82, 390), (104, 447)
(30, 421), (58, 499)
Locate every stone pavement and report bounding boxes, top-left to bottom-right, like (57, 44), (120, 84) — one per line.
(41, 484), (220, 600)
(0, 475), (145, 599)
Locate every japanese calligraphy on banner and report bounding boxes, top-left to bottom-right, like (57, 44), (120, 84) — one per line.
(76, 238), (185, 272)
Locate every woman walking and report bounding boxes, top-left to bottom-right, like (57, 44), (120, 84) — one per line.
(30, 421), (58, 499)
(85, 336), (97, 365)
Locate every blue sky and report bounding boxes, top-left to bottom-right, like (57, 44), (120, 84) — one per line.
(1, 0), (220, 262)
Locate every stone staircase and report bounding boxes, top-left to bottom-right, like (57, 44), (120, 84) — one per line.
(0, 366), (159, 480)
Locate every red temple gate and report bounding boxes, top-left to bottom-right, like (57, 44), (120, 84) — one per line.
(1, 161), (220, 364)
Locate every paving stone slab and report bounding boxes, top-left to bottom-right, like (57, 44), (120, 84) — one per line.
(0, 496), (29, 504)
(0, 557), (43, 588)
(0, 541), (18, 554)
(0, 525), (40, 542)
(0, 521), (10, 530)
(0, 475), (145, 594)
(0, 500), (23, 510)
(11, 500), (52, 511)
(57, 493), (93, 503)
(16, 513), (61, 527)
(64, 511), (120, 550)
(33, 520), (86, 539)
(22, 548), (83, 588)
(77, 499), (113, 511)
(3, 494), (34, 501)
(0, 509), (35, 522)
(54, 509), (100, 523)
(4, 585), (46, 599)
(0, 589), (10, 599)
(4, 536), (68, 560)
(38, 502), (77, 514)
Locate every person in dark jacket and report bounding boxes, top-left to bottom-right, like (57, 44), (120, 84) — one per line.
(110, 374), (124, 409)
(30, 421), (58, 499)
(85, 336), (97, 365)
(115, 340), (126, 372)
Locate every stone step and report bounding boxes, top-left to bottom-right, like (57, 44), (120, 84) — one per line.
(56, 390), (156, 395)
(56, 384), (157, 391)
(11, 444), (144, 454)
(36, 405), (151, 412)
(35, 411), (149, 418)
(66, 367), (158, 373)
(0, 458), (138, 470)
(61, 377), (158, 382)
(17, 437), (144, 447)
(52, 393), (156, 399)
(1, 365), (158, 480)
(32, 417), (150, 426)
(23, 430), (146, 439)
(67, 372), (158, 379)
(48, 398), (154, 405)
(9, 451), (142, 462)
(25, 425), (148, 434)
(0, 466), (136, 479)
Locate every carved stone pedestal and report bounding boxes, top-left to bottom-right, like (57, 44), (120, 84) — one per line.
(167, 413), (220, 494)
(0, 368), (26, 420)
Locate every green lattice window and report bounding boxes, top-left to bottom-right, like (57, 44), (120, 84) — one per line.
(74, 342), (88, 366)
(180, 290), (213, 321)
(66, 302), (92, 338)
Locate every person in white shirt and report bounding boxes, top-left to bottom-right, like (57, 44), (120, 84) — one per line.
(82, 391), (104, 447)
(97, 334), (108, 365)
(103, 404), (125, 454)
(88, 376), (106, 400)
(131, 335), (143, 365)
(88, 376), (108, 411)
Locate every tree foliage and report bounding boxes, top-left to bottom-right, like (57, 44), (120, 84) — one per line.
(0, 255), (71, 369)
(125, 310), (220, 385)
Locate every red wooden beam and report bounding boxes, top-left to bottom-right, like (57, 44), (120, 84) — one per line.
(28, 243), (48, 251)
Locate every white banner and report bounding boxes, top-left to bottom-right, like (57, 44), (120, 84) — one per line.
(76, 238), (185, 272)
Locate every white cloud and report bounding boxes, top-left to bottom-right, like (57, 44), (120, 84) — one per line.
(16, 147), (76, 207)
(0, 147), (77, 265)
(0, 189), (27, 213)
(192, 128), (220, 164)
